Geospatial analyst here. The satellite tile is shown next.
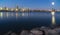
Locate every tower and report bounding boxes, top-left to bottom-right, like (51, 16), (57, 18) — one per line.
(16, 5), (19, 9)
(15, 5), (19, 11)
(51, 1), (56, 28)
(4, 6), (8, 10)
(52, 2), (55, 12)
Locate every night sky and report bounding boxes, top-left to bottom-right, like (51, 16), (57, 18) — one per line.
(0, 0), (60, 10)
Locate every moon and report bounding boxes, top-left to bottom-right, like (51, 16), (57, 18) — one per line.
(52, 2), (55, 5)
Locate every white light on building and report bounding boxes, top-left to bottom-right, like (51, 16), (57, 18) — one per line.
(22, 9), (25, 11)
(16, 9), (18, 11)
(0, 7), (3, 10)
(11, 8), (14, 11)
(6, 8), (9, 10)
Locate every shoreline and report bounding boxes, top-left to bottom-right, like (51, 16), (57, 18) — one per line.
(0, 10), (60, 12)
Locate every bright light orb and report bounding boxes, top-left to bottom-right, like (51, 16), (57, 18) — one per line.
(52, 2), (55, 5)
(51, 12), (55, 16)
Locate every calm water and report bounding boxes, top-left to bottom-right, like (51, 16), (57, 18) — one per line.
(0, 12), (60, 34)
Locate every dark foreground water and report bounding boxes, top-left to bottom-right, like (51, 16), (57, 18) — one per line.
(0, 12), (60, 34)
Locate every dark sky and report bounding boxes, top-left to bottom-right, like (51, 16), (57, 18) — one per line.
(0, 0), (60, 10)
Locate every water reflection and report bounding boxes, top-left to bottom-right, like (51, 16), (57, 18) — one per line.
(0, 12), (29, 19)
(16, 13), (18, 19)
(0, 12), (3, 19)
(11, 13), (14, 16)
(0, 12), (56, 26)
(52, 15), (55, 25)
(6, 12), (9, 18)
(51, 12), (55, 25)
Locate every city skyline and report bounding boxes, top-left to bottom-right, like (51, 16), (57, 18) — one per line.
(0, 0), (60, 10)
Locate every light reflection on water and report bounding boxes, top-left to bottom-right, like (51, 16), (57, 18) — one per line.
(0, 12), (29, 19)
(51, 12), (55, 25)
(0, 12), (3, 19)
(0, 12), (51, 18)
(0, 12), (60, 34)
(0, 12), (60, 27)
